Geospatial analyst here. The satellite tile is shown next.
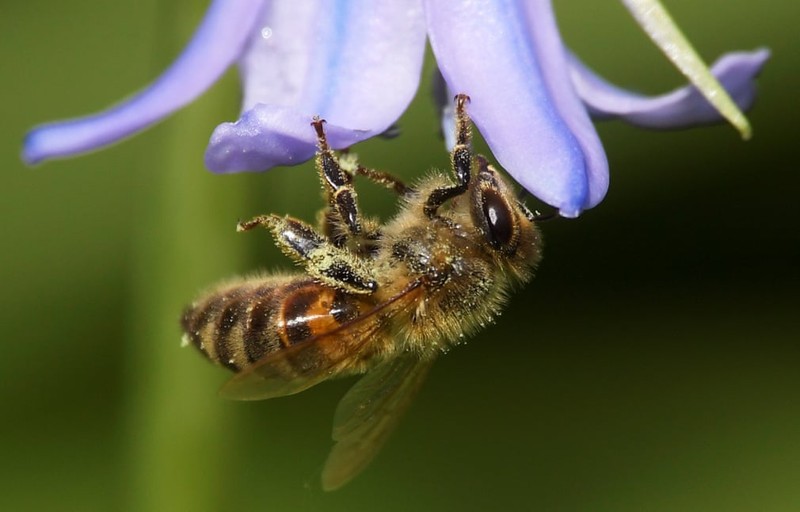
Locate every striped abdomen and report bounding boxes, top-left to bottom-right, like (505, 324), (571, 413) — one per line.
(181, 275), (366, 372)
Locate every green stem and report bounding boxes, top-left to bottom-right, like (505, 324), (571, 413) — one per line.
(121, 5), (245, 510)
(621, 0), (753, 139)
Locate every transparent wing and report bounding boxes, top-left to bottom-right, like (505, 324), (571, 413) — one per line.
(321, 352), (436, 491)
(218, 319), (384, 401)
(219, 279), (424, 401)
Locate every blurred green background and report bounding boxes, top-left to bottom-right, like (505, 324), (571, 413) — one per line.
(2, 1), (798, 510)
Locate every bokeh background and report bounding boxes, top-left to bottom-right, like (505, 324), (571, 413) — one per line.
(2, 1), (798, 510)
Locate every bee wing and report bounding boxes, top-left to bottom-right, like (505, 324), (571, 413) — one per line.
(218, 321), (383, 401)
(219, 279), (425, 401)
(321, 352), (436, 491)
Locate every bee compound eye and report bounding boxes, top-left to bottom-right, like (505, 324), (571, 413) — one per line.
(481, 188), (514, 250)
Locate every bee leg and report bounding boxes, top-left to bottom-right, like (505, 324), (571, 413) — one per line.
(312, 118), (364, 240)
(424, 94), (472, 218)
(239, 214), (378, 295)
(335, 147), (411, 197)
(351, 165), (411, 197)
(236, 214), (273, 232)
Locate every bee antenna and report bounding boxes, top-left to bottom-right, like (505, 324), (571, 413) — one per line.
(530, 210), (559, 222)
(516, 189), (559, 222)
(516, 200), (558, 223)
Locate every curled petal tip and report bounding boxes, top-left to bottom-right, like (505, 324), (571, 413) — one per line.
(21, 118), (119, 166)
(749, 47), (772, 68)
(572, 47), (769, 135)
(22, 130), (47, 166)
(20, 0), (265, 167)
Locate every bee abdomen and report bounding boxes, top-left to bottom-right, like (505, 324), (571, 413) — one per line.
(181, 277), (364, 372)
(181, 278), (287, 371)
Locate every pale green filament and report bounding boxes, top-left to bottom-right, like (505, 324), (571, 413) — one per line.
(622, 0), (753, 139)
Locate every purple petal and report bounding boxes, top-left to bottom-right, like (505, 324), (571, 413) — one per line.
(425, 0), (608, 217)
(23, 0), (267, 165)
(205, 104), (379, 171)
(206, 0), (426, 173)
(570, 48), (770, 128)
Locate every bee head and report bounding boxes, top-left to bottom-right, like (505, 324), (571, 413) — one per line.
(469, 156), (542, 270)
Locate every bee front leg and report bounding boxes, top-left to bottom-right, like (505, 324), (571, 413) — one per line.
(238, 214), (378, 295)
(424, 94), (473, 218)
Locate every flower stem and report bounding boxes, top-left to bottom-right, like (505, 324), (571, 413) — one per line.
(621, 0), (753, 139)
(120, 4), (246, 510)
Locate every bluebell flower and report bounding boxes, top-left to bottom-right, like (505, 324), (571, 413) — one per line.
(23, 0), (768, 217)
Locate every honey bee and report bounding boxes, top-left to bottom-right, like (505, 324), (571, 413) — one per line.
(181, 95), (543, 490)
